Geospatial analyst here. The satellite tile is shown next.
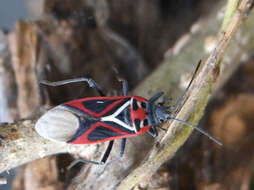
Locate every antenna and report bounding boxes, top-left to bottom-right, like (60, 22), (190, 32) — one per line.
(170, 60), (201, 110)
(169, 117), (222, 146)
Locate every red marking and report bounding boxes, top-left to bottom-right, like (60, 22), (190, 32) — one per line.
(65, 96), (147, 118)
(134, 108), (146, 120)
(130, 98), (148, 125)
(65, 97), (123, 117)
(64, 95), (150, 144)
(70, 122), (151, 144)
(132, 96), (147, 102)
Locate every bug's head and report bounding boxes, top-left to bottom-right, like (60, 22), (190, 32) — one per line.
(146, 92), (172, 126)
(152, 104), (171, 125)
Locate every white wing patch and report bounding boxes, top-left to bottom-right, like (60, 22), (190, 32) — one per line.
(35, 106), (79, 142)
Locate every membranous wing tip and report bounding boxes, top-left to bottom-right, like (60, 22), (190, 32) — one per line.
(35, 106), (79, 142)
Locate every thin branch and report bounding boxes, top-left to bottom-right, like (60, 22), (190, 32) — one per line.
(0, 119), (98, 173)
(221, 0), (241, 32)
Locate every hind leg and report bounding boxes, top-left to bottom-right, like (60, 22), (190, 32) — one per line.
(41, 77), (105, 96)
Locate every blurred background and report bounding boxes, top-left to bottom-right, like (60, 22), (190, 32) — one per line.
(0, 0), (43, 30)
(0, 0), (254, 189)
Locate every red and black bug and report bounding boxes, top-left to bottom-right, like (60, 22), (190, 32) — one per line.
(35, 61), (222, 167)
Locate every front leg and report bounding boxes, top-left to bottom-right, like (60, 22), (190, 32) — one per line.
(147, 127), (158, 137)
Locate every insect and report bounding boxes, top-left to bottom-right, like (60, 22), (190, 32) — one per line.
(35, 61), (222, 167)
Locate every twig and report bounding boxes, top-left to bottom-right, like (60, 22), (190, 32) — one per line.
(221, 0), (241, 32)
(116, 0), (252, 189)
(0, 119), (98, 173)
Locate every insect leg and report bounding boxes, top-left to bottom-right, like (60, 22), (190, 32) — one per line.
(147, 92), (164, 104)
(116, 78), (128, 96)
(100, 140), (114, 163)
(103, 138), (126, 170)
(122, 80), (128, 96)
(67, 158), (103, 170)
(67, 141), (114, 170)
(120, 79), (130, 128)
(147, 127), (158, 137)
(41, 78), (105, 96)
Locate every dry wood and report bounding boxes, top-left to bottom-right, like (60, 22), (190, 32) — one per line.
(0, 119), (99, 173)
(8, 21), (39, 118)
